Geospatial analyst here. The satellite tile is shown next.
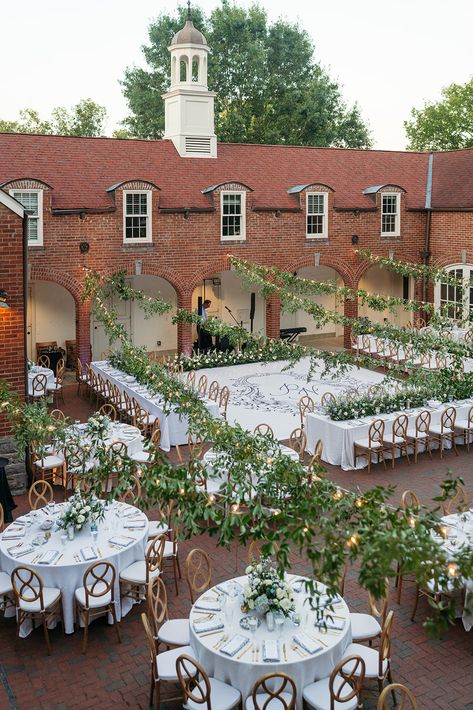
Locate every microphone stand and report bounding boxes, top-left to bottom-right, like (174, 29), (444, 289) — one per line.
(225, 305), (243, 328)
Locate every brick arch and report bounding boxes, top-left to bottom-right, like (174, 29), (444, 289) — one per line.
(184, 255), (232, 296)
(100, 261), (184, 295)
(29, 266), (82, 304)
(284, 255), (354, 287)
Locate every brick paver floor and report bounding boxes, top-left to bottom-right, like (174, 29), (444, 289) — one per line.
(1, 384), (472, 709)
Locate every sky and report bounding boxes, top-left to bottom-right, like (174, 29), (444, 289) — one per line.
(2, 0), (472, 150)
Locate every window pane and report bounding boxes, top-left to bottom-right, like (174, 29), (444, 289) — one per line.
(12, 191), (39, 216)
(27, 217), (38, 241)
(222, 194), (242, 237)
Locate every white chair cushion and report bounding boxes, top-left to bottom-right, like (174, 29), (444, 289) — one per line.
(163, 540), (177, 558)
(429, 425), (454, 435)
(35, 455), (64, 469)
(47, 383), (62, 392)
(75, 583), (112, 608)
(131, 450), (150, 463)
(454, 419), (472, 431)
(344, 642), (387, 678)
(158, 618), (190, 646)
(246, 692), (295, 709)
(426, 577), (457, 593)
(147, 521), (168, 539)
(19, 586), (61, 613)
(350, 612), (382, 641)
(156, 644), (194, 681)
(0, 571), (13, 596)
(30, 390), (47, 398)
(354, 438), (382, 449)
(119, 560), (160, 584)
(406, 429), (428, 439)
(303, 674), (358, 710)
(187, 677), (240, 710)
(382, 434), (405, 444)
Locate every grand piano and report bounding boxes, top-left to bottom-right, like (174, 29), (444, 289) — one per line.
(279, 327), (307, 343)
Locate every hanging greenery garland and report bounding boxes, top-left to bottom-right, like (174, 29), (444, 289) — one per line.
(355, 249), (468, 288)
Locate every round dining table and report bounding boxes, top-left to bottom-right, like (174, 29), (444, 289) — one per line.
(0, 500), (148, 635)
(189, 575), (351, 709)
(70, 421), (145, 460)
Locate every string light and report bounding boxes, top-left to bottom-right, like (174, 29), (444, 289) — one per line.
(333, 489), (343, 501)
(347, 534), (360, 548)
(355, 497), (364, 508)
(447, 562), (458, 577)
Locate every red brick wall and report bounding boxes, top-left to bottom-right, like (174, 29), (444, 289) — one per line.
(0, 203), (25, 436)
(429, 212), (473, 268)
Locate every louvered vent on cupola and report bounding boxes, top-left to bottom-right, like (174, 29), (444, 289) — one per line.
(185, 137), (212, 155)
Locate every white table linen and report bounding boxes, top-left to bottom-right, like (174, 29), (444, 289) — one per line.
(92, 361), (220, 452)
(28, 366), (54, 395)
(190, 575), (351, 709)
(437, 510), (473, 631)
(69, 422), (144, 460)
(0, 501), (148, 635)
(305, 400), (473, 470)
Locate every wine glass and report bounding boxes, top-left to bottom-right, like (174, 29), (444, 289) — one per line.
(248, 616), (258, 637)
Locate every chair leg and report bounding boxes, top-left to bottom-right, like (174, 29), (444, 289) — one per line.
(452, 433), (459, 456)
(391, 444), (395, 469)
(367, 450), (371, 474)
(176, 553), (182, 579)
(110, 604), (121, 644)
(414, 439), (418, 464)
(172, 558), (179, 595)
(396, 573), (403, 605)
(411, 586), (420, 621)
(82, 610), (89, 654)
(42, 614), (52, 655)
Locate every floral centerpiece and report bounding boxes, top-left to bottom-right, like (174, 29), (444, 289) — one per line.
(59, 488), (105, 532)
(86, 413), (111, 445)
(242, 557), (295, 617)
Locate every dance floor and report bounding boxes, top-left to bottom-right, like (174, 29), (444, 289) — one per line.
(200, 358), (384, 439)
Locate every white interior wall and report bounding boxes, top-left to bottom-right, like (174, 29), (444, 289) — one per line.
(31, 281), (75, 357)
(131, 276), (177, 352)
(359, 267), (411, 326)
(280, 266), (344, 336)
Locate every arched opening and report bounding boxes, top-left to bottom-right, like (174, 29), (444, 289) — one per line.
(171, 56), (177, 84)
(192, 56), (199, 82)
(91, 275), (178, 360)
(280, 266), (344, 347)
(434, 264), (473, 323)
(179, 56), (188, 82)
(191, 271), (265, 347)
(358, 265), (413, 327)
(27, 281), (76, 364)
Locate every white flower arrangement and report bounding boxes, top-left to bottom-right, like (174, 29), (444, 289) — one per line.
(59, 488), (104, 532)
(241, 557), (295, 617)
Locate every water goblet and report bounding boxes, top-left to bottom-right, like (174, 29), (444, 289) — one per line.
(291, 612), (302, 628)
(60, 533), (68, 547)
(274, 613), (284, 641)
(248, 616), (258, 638)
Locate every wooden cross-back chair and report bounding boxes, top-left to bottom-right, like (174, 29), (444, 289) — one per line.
(104, 441), (128, 493)
(304, 655), (365, 710)
(377, 683), (418, 709)
(98, 403), (117, 421)
(251, 673), (297, 710)
(37, 354), (50, 369)
(354, 418), (386, 473)
(219, 385), (230, 419)
(443, 484), (469, 515)
(141, 613), (186, 709)
(176, 654), (241, 710)
(383, 414), (410, 468)
(65, 443), (88, 491)
(454, 404), (473, 452)
(321, 391), (336, 409)
(117, 474), (142, 504)
(299, 395), (314, 429)
(120, 534), (166, 605)
(11, 566), (63, 655)
(430, 406), (459, 459)
(253, 423), (275, 438)
(208, 380), (220, 401)
(28, 480), (54, 510)
(307, 439), (323, 471)
(186, 369), (196, 388)
(75, 561), (121, 654)
(50, 408), (66, 422)
(185, 548), (212, 603)
(406, 410), (432, 464)
(197, 374), (208, 396)
(288, 427), (307, 462)
(30, 373), (48, 401)
(76, 357), (88, 396)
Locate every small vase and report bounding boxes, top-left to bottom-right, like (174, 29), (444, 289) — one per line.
(67, 526), (75, 541)
(265, 611), (275, 632)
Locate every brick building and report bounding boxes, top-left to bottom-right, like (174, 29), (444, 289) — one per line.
(0, 13), (472, 434)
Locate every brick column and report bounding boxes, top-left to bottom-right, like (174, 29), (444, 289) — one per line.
(265, 296), (281, 339)
(177, 292), (193, 355)
(343, 298), (358, 349)
(77, 300), (91, 364)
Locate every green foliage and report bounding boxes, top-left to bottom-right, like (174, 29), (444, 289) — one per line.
(0, 99), (107, 137)
(356, 249), (468, 289)
(120, 2), (371, 147)
(405, 78), (473, 150)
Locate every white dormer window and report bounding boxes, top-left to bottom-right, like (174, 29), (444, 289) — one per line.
(381, 193), (400, 236)
(306, 192), (328, 239)
(123, 190), (152, 243)
(221, 192), (246, 241)
(10, 189), (43, 245)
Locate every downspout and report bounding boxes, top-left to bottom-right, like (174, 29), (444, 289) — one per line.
(422, 153), (434, 315)
(22, 213), (28, 399)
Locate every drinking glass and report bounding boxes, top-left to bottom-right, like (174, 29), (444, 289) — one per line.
(248, 616), (258, 637)
(274, 613), (284, 640)
(291, 612), (302, 628)
(60, 533), (68, 547)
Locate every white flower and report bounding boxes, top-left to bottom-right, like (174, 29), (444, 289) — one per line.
(276, 588), (284, 599)
(77, 514), (85, 523)
(280, 598), (291, 611)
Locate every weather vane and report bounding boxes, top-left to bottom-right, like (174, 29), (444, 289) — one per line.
(187, 0), (192, 20)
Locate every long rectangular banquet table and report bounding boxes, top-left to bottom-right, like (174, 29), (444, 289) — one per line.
(305, 399), (473, 470)
(91, 361), (220, 451)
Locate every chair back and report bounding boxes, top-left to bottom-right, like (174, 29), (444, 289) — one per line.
(11, 566), (46, 610)
(416, 317), (426, 329)
(248, 539), (279, 564)
(176, 654), (212, 708)
(289, 428), (306, 460)
(197, 374), (208, 395)
(464, 330), (473, 343)
(251, 673), (297, 710)
(28, 480), (54, 510)
(108, 440), (128, 458)
(378, 610), (394, 677)
(37, 354), (51, 368)
(468, 405), (473, 428)
(377, 683), (418, 709)
(85, 363), (93, 386)
(321, 391), (336, 408)
(82, 561), (116, 607)
(419, 352), (431, 367)
(392, 414), (408, 439)
(76, 357), (84, 381)
(401, 490), (420, 510)
(145, 534), (166, 577)
(375, 337), (386, 356)
(141, 612), (157, 668)
(329, 655), (365, 708)
(299, 395), (315, 427)
(253, 423), (274, 438)
(147, 576), (169, 634)
(50, 408), (66, 421)
(415, 410), (430, 436)
(441, 406), (456, 432)
(186, 369), (196, 387)
(188, 434), (204, 460)
(98, 403), (117, 421)
(443, 484), (469, 515)
(31, 374), (47, 396)
(0, 502), (4, 532)
(134, 405), (152, 434)
(307, 439), (323, 469)
(123, 390), (135, 419)
(66, 443), (87, 477)
(219, 385), (230, 417)
(368, 419), (384, 445)
(118, 474), (142, 503)
(185, 548), (212, 603)
(350, 332), (358, 351)
(146, 425), (161, 455)
(361, 334), (371, 350)
(368, 578), (390, 624)
(208, 380), (220, 401)
(435, 353), (447, 369)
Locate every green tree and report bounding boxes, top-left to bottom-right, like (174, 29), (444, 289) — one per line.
(405, 78), (473, 151)
(0, 99), (108, 137)
(121, 2), (371, 148)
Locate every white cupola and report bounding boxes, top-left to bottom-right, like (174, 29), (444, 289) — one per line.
(162, 3), (217, 158)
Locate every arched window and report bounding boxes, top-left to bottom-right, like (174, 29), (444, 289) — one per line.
(192, 56), (199, 82)
(179, 56), (188, 82)
(435, 264), (473, 324)
(171, 56), (177, 84)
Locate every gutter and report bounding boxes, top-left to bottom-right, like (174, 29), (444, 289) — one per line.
(422, 153), (434, 310)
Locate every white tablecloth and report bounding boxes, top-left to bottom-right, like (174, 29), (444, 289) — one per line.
(190, 575), (351, 709)
(438, 511), (473, 631)
(0, 501), (148, 635)
(69, 422), (144, 460)
(305, 400), (473, 470)
(92, 361), (220, 452)
(27, 366), (54, 395)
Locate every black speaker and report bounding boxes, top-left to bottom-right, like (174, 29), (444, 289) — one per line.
(197, 296), (203, 317)
(249, 292), (256, 320)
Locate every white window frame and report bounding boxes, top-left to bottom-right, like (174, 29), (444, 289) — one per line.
(220, 191), (246, 241)
(380, 192), (400, 237)
(123, 190), (152, 244)
(9, 189), (43, 245)
(306, 192), (328, 239)
(434, 264), (473, 325)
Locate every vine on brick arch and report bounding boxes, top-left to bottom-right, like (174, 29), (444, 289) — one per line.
(79, 268), (473, 635)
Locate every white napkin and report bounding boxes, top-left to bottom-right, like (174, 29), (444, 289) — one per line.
(81, 547), (98, 561)
(262, 639), (280, 662)
(220, 634), (250, 657)
(10, 544), (35, 558)
(124, 521), (146, 529)
(194, 599), (221, 612)
(38, 549), (60, 565)
(312, 593), (341, 609)
(293, 632), (323, 654)
(193, 619), (224, 634)
(109, 536), (132, 547)
(315, 616), (345, 631)
(215, 581), (242, 596)
(3, 527), (26, 539)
